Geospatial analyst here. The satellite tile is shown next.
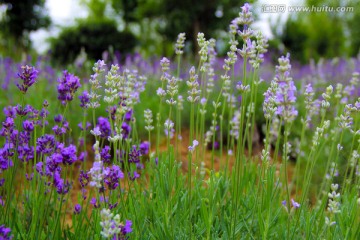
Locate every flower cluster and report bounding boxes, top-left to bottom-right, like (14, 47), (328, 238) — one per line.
(197, 32), (210, 64)
(205, 39), (217, 94)
(89, 141), (104, 188)
(52, 114), (69, 136)
(35, 140), (78, 194)
(144, 109), (154, 132)
(104, 64), (121, 104)
(79, 90), (90, 109)
(327, 184), (341, 213)
(274, 54), (298, 122)
(100, 208), (132, 239)
(0, 224), (13, 240)
(175, 33), (186, 55)
(103, 165), (124, 190)
(164, 119), (175, 139)
(325, 183), (341, 227)
(57, 70), (81, 105)
(88, 60), (106, 109)
(263, 80), (278, 119)
(16, 65), (39, 94)
(187, 66), (200, 103)
(321, 85), (333, 110)
(312, 120), (330, 149)
(166, 76), (179, 106)
(188, 140), (199, 153)
(281, 198), (300, 213)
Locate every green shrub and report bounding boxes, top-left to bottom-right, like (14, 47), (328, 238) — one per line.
(50, 19), (137, 65)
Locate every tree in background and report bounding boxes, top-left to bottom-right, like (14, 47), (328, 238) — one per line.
(50, 19), (137, 65)
(275, 0), (346, 63)
(50, 0), (138, 65)
(346, 0), (360, 56)
(0, 0), (50, 53)
(108, 0), (251, 55)
(150, 0), (250, 53)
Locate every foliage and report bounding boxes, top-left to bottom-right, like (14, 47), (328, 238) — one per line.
(275, 0), (349, 63)
(0, 0), (50, 50)
(346, 0), (360, 56)
(49, 19), (137, 65)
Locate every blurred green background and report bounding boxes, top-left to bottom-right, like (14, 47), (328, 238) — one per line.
(0, 0), (359, 65)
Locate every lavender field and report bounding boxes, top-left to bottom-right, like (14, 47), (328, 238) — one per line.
(1, 3), (360, 240)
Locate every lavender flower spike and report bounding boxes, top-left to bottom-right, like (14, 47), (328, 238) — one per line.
(274, 53), (298, 122)
(188, 140), (199, 153)
(88, 141), (104, 188)
(16, 65), (39, 94)
(57, 71), (81, 105)
(0, 224), (13, 240)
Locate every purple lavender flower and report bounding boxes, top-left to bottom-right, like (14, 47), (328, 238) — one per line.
(3, 106), (16, 118)
(124, 110), (133, 122)
(79, 170), (90, 188)
(27, 106), (39, 121)
(18, 131), (31, 146)
(90, 197), (100, 208)
(104, 165), (124, 190)
(61, 145), (77, 165)
(108, 106), (117, 121)
(16, 65), (39, 94)
(128, 146), (141, 164)
(36, 162), (44, 175)
(90, 126), (102, 137)
(139, 141), (150, 155)
(26, 173), (34, 181)
(8, 130), (18, 145)
(241, 2), (251, 13)
(40, 108), (49, 120)
(54, 114), (63, 123)
(109, 202), (118, 210)
(52, 123), (69, 136)
(22, 120), (34, 132)
(53, 171), (71, 194)
(74, 204), (81, 214)
(57, 70), (81, 105)
(121, 122), (131, 139)
(0, 147), (14, 171)
(37, 134), (56, 155)
(101, 146), (112, 164)
(291, 199), (300, 209)
(0, 224), (13, 239)
(188, 140), (199, 153)
(17, 145), (34, 162)
(14, 104), (31, 117)
(129, 171), (140, 181)
(121, 220), (133, 235)
(274, 54), (298, 122)
(78, 151), (86, 162)
(78, 122), (92, 131)
(2, 117), (14, 130)
(0, 178), (4, 187)
(97, 117), (112, 138)
(79, 90), (90, 108)
(111, 219), (133, 239)
(45, 153), (63, 176)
